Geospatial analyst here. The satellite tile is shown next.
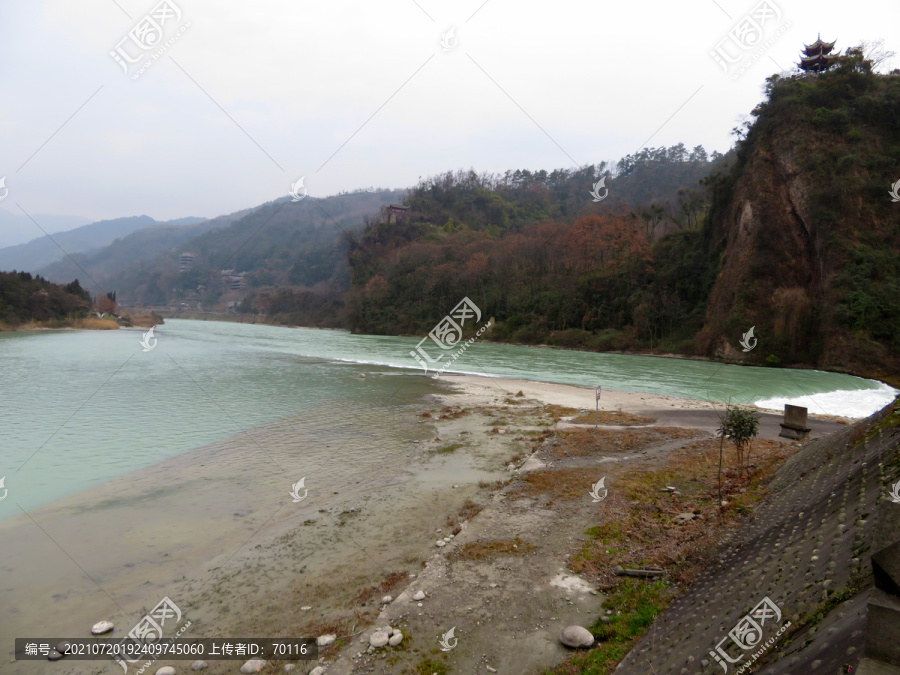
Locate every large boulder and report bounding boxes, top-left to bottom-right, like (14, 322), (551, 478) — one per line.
(560, 625), (595, 648)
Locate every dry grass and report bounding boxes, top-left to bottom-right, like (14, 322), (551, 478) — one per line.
(550, 427), (699, 458)
(71, 317), (120, 330)
(445, 499), (483, 532)
(127, 312), (162, 327)
(544, 404), (579, 421)
(451, 536), (536, 560)
(351, 570), (410, 605)
(510, 466), (607, 501)
(569, 410), (657, 426)
(438, 406), (469, 420)
(568, 436), (797, 587)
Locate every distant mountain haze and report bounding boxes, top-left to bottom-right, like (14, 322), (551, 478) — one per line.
(0, 215), (206, 275)
(100, 189), (407, 306)
(38, 210), (252, 287)
(0, 210), (93, 249)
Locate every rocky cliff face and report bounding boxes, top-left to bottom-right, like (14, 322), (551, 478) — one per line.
(697, 67), (900, 382)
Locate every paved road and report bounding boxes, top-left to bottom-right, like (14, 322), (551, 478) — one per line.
(630, 404), (845, 442)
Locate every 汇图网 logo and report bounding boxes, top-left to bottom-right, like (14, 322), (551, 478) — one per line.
(290, 177), (307, 202)
(139, 326), (157, 352)
(889, 180), (900, 203)
(589, 477), (607, 502)
(438, 627), (457, 651)
(709, 596), (790, 673)
(739, 326), (757, 352)
(410, 297), (490, 377)
(589, 176), (608, 202)
(109, 0), (191, 80)
(290, 477), (308, 503)
(889, 480), (900, 504)
(440, 27), (458, 51)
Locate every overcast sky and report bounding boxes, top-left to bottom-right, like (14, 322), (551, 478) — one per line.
(0, 0), (897, 229)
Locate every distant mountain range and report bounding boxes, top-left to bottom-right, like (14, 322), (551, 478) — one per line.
(0, 210), (93, 249)
(0, 215), (206, 275)
(37, 211), (250, 290)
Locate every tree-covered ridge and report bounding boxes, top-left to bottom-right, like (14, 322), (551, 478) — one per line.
(399, 146), (721, 236)
(0, 271), (91, 326)
(341, 145), (725, 347)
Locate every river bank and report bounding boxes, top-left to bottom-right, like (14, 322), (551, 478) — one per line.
(140, 310), (900, 392)
(0, 373), (849, 674)
(0, 312), (161, 332)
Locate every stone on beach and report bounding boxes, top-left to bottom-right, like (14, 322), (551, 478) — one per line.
(309, 667), (326, 675)
(316, 634), (336, 647)
(191, 660), (208, 670)
(90, 620), (114, 635)
(55, 641), (71, 655)
(369, 631), (389, 648)
(560, 625), (595, 648)
(47, 650), (64, 661)
(381, 595), (392, 604)
(282, 665), (296, 672)
(436, 540), (446, 547)
(240, 659), (267, 673)
(412, 590), (426, 600)
(388, 631), (403, 646)
(156, 667), (176, 675)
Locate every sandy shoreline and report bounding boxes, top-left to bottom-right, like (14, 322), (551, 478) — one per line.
(2, 373), (847, 675)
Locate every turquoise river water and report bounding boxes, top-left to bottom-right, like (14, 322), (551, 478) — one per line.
(0, 319), (894, 518)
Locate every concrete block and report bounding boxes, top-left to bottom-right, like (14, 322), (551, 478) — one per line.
(866, 588), (900, 666)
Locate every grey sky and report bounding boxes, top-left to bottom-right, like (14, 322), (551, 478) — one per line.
(0, 0), (897, 227)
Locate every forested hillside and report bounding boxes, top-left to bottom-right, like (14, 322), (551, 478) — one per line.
(0, 271), (91, 327)
(699, 47), (900, 380)
(107, 189), (405, 309)
(338, 50), (900, 381)
(341, 147), (725, 349)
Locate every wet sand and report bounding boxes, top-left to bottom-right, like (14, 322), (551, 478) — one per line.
(1, 374), (846, 675)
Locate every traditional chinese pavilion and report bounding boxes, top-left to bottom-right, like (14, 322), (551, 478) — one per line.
(799, 35), (839, 72)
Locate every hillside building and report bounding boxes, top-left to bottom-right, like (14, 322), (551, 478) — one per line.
(799, 36), (839, 72)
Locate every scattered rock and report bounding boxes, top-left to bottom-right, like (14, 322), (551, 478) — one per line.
(388, 631), (403, 646)
(560, 625), (595, 648)
(436, 540), (446, 547)
(487, 667), (497, 673)
(55, 641), (71, 655)
(309, 668), (326, 675)
(191, 661), (208, 670)
(300, 606), (312, 611)
(675, 512), (696, 523)
(240, 660), (267, 674)
(316, 634), (336, 647)
(369, 632), (389, 648)
(381, 595), (392, 604)
(282, 665), (296, 672)
(413, 590), (426, 600)
(47, 650), (64, 662)
(90, 621), (114, 635)
(156, 667), (176, 675)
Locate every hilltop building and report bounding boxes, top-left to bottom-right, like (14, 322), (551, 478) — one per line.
(178, 252), (197, 272)
(799, 35), (839, 73)
(381, 203), (412, 224)
(220, 269), (247, 291)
